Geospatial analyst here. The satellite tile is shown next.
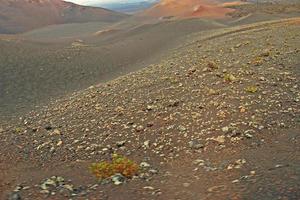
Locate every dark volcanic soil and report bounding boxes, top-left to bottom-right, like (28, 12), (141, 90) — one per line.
(1, 2), (300, 123)
(0, 18), (225, 122)
(0, 17), (299, 200)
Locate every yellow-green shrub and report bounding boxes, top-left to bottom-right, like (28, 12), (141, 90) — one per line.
(90, 154), (139, 179)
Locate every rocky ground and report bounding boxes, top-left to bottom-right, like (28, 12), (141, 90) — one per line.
(0, 17), (299, 200)
(227, 2), (300, 18)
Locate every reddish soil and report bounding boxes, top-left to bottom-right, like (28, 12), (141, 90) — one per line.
(141, 0), (234, 19)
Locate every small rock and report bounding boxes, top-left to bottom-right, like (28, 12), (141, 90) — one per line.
(143, 186), (155, 190)
(40, 190), (50, 194)
(63, 184), (74, 191)
(259, 76), (266, 81)
(244, 133), (253, 139)
(232, 179), (239, 183)
(260, 49), (270, 57)
(208, 88), (219, 95)
(136, 125), (144, 132)
(40, 179), (55, 190)
(207, 185), (225, 193)
(146, 122), (154, 127)
(140, 162), (151, 168)
(22, 186), (30, 190)
(193, 159), (205, 166)
(111, 174), (125, 185)
(250, 171), (256, 175)
(168, 100), (180, 107)
(183, 183), (191, 187)
(210, 135), (225, 144)
(53, 129), (60, 135)
(8, 192), (21, 200)
(45, 125), (53, 130)
(149, 169), (158, 174)
(244, 130), (255, 138)
(13, 186), (22, 192)
(227, 159), (246, 170)
(57, 140), (63, 146)
(50, 147), (55, 153)
(146, 105), (155, 111)
(189, 140), (204, 149)
(178, 125), (187, 132)
(240, 107), (246, 113)
(275, 164), (284, 168)
(116, 141), (126, 147)
(89, 184), (98, 190)
(143, 140), (150, 149)
(115, 106), (124, 113)
(221, 126), (230, 133)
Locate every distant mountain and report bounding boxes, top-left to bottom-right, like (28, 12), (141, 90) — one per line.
(140, 0), (233, 19)
(95, 1), (159, 13)
(0, 0), (128, 34)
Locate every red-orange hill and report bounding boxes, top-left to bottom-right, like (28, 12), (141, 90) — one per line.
(141, 0), (234, 19)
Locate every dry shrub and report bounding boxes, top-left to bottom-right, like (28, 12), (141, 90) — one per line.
(224, 73), (236, 82)
(90, 154), (139, 179)
(245, 86), (258, 93)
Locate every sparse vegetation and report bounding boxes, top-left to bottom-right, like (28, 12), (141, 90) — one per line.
(15, 127), (23, 133)
(252, 56), (264, 66)
(90, 154), (139, 179)
(224, 73), (237, 82)
(245, 86), (258, 93)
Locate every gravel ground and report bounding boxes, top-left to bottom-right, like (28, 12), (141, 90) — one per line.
(0, 17), (299, 200)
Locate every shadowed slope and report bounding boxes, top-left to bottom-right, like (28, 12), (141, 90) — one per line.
(0, 17), (226, 120)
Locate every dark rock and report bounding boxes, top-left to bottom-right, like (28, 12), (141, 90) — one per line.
(116, 141), (126, 148)
(45, 125), (53, 131)
(189, 140), (204, 149)
(8, 192), (21, 200)
(168, 100), (180, 107)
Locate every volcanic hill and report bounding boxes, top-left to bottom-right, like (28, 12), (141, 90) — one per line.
(0, 0), (127, 34)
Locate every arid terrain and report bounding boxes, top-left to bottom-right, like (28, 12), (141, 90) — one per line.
(0, 0), (127, 34)
(0, 1), (300, 200)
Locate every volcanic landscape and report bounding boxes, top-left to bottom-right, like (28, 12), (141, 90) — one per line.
(0, 0), (300, 199)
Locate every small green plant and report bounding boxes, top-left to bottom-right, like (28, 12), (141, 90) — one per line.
(245, 86), (258, 93)
(15, 127), (23, 133)
(90, 154), (139, 179)
(224, 73), (236, 82)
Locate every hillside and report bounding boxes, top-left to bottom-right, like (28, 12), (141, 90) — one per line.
(140, 0), (233, 19)
(1, 17), (299, 199)
(0, 18), (227, 122)
(0, 0), (127, 34)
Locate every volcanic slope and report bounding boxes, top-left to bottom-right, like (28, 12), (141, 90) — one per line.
(0, 0), (127, 34)
(140, 0), (233, 19)
(226, 1), (300, 25)
(0, 18), (226, 121)
(1, 1), (299, 122)
(1, 17), (299, 200)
